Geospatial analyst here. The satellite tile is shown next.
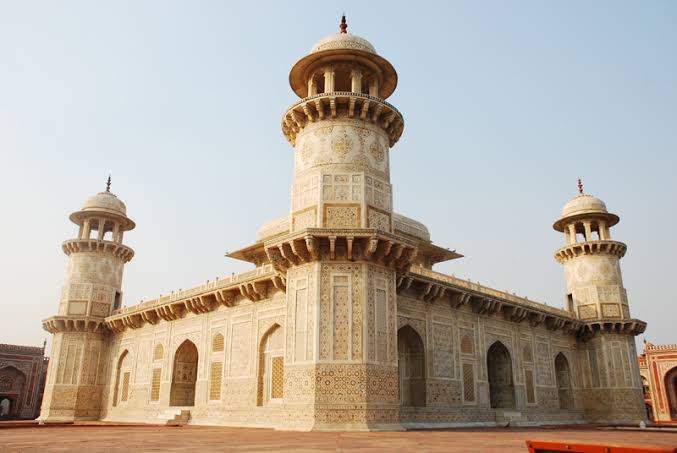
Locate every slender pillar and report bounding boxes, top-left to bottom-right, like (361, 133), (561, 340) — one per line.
(369, 78), (379, 97)
(583, 221), (592, 241)
(324, 67), (335, 93)
(351, 68), (362, 93)
(97, 218), (105, 240)
(308, 74), (318, 96)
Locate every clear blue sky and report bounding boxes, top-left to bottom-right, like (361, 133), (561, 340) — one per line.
(2, 1), (675, 353)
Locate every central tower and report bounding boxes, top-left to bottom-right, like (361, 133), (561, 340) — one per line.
(283, 15), (403, 233)
(272, 18), (407, 431)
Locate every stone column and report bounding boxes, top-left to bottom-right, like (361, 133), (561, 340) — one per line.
(583, 221), (592, 241)
(567, 224), (577, 244)
(324, 67), (335, 93)
(97, 218), (105, 240)
(351, 68), (362, 93)
(369, 78), (379, 97)
(82, 219), (91, 239)
(113, 222), (121, 243)
(307, 74), (318, 96)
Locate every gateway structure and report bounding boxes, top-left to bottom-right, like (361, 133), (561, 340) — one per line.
(40, 19), (647, 430)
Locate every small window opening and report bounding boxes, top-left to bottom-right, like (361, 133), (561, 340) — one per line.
(566, 293), (574, 312)
(334, 68), (351, 92)
(114, 291), (122, 310)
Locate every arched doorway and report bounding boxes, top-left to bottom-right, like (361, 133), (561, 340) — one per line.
(665, 366), (677, 420)
(0, 366), (27, 419)
(257, 324), (284, 406)
(112, 350), (130, 407)
(170, 340), (198, 406)
(555, 353), (573, 409)
(487, 341), (515, 409)
(397, 325), (426, 407)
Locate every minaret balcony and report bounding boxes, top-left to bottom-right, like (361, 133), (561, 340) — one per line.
(554, 239), (627, 263)
(62, 238), (135, 262)
(282, 91), (404, 147)
(578, 318), (647, 340)
(42, 315), (105, 334)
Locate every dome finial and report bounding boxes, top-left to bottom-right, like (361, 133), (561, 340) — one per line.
(577, 177), (583, 194)
(106, 174), (112, 192)
(340, 14), (347, 34)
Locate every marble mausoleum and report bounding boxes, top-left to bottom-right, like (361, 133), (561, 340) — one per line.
(39, 18), (648, 430)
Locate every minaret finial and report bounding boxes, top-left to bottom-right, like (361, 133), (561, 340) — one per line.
(577, 177), (583, 194)
(340, 14), (347, 33)
(106, 174), (112, 192)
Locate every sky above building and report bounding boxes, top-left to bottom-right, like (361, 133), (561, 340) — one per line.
(1, 1), (675, 353)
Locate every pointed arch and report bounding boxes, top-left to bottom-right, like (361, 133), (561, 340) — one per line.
(555, 352), (574, 409)
(170, 340), (198, 406)
(0, 366), (27, 419)
(487, 341), (515, 409)
(664, 366), (677, 420)
(112, 350), (129, 407)
(398, 325), (426, 407)
(257, 323), (284, 406)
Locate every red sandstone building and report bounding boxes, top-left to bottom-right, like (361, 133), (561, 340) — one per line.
(639, 341), (677, 422)
(0, 343), (49, 419)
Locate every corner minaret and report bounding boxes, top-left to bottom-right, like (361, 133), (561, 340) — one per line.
(40, 178), (135, 422)
(553, 178), (628, 320)
(553, 180), (646, 423)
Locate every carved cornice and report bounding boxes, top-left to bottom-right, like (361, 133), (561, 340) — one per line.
(554, 240), (626, 263)
(102, 264), (283, 333)
(62, 239), (134, 262)
(282, 92), (404, 147)
(42, 316), (105, 334)
(263, 228), (417, 273)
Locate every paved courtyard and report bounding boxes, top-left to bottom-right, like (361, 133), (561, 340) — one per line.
(1, 424), (676, 452)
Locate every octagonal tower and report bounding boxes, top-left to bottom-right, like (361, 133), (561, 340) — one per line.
(40, 178), (135, 422)
(282, 16), (404, 236)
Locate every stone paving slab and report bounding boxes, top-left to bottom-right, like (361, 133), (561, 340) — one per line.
(1, 425), (676, 452)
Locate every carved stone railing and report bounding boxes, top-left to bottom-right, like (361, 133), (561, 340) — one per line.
(554, 240), (626, 263)
(62, 239), (134, 262)
(644, 343), (677, 352)
(400, 266), (583, 335)
(0, 344), (45, 355)
(282, 91), (404, 147)
(103, 264), (284, 333)
(402, 266), (647, 340)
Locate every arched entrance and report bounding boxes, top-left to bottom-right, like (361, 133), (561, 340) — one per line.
(397, 325), (426, 407)
(257, 324), (284, 406)
(0, 366), (26, 419)
(112, 350), (130, 407)
(665, 366), (677, 420)
(555, 353), (573, 409)
(487, 341), (515, 409)
(170, 340), (198, 406)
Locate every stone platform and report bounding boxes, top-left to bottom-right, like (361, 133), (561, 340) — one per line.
(1, 423), (676, 452)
